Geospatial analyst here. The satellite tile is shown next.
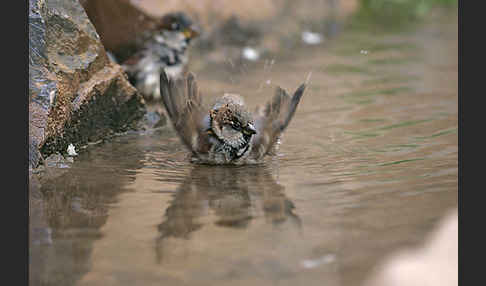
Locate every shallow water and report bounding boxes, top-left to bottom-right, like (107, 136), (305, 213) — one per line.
(30, 11), (457, 286)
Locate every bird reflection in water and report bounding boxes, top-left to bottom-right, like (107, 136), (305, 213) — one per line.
(155, 164), (301, 263)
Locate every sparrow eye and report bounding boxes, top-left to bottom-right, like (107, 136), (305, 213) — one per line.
(230, 121), (242, 131)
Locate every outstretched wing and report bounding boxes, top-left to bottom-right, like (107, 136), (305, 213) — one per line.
(159, 71), (210, 154)
(250, 83), (306, 160)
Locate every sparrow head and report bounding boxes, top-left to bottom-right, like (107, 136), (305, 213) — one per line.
(154, 12), (200, 50)
(208, 94), (257, 151)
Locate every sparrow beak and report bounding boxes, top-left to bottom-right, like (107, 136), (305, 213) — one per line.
(183, 25), (200, 40)
(244, 123), (257, 135)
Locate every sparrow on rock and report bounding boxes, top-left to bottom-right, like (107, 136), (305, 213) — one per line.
(159, 71), (307, 165)
(121, 12), (200, 101)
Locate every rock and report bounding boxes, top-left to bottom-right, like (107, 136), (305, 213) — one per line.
(133, 103), (168, 131)
(79, 0), (160, 62)
(142, 110), (167, 129)
(29, 0), (145, 168)
(44, 153), (74, 169)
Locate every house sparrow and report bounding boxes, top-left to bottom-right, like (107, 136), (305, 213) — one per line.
(122, 12), (200, 101)
(159, 71), (307, 165)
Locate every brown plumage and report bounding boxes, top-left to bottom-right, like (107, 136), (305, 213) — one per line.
(159, 71), (307, 164)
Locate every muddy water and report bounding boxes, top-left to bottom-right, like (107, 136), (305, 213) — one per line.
(30, 12), (457, 286)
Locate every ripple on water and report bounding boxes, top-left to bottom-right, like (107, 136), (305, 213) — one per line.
(30, 11), (458, 286)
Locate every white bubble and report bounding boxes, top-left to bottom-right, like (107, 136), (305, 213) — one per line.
(302, 31), (324, 45)
(242, 47), (260, 61)
(300, 254), (336, 269)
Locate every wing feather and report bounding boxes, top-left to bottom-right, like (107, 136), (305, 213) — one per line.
(250, 83), (306, 159)
(159, 71), (209, 153)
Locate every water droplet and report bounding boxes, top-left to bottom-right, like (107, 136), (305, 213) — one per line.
(67, 144), (78, 156)
(242, 47), (260, 61)
(302, 31), (324, 45)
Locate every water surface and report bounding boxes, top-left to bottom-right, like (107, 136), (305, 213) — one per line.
(30, 11), (457, 286)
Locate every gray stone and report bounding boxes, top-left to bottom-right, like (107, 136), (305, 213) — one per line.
(29, 0), (145, 168)
(139, 110), (167, 130)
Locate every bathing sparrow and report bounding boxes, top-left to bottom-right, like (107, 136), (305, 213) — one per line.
(159, 71), (307, 164)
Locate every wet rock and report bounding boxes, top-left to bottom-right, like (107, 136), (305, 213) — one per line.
(29, 0), (145, 168)
(132, 107), (168, 131)
(143, 110), (167, 129)
(29, 138), (42, 170)
(44, 153), (74, 168)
